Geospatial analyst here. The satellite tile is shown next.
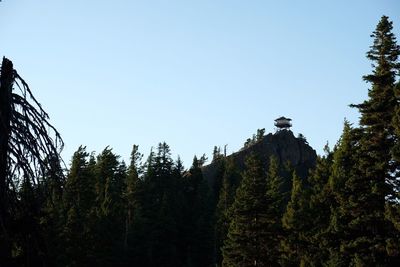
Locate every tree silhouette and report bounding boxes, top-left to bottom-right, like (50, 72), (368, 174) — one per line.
(0, 57), (64, 264)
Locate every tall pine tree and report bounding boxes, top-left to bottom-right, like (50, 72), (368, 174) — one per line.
(349, 15), (400, 265)
(327, 122), (362, 266)
(215, 158), (242, 266)
(281, 171), (311, 267)
(263, 156), (286, 265)
(62, 146), (97, 266)
(222, 153), (269, 267)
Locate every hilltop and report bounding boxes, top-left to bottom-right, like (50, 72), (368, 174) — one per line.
(202, 129), (317, 187)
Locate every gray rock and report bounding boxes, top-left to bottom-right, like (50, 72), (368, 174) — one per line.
(202, 129), (317, 187)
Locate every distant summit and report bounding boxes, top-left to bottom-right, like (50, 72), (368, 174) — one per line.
(202, 129), (317, 188)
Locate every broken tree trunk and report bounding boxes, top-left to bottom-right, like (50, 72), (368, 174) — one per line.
(0, 57), (13, 263)
(0, 57), (64, 265)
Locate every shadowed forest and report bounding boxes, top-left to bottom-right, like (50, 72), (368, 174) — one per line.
(1, 15), (400, 267)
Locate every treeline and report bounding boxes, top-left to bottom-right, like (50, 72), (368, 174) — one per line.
(31, 143), (213, 267)
(2, 15), (400, 267)
(7, 130), (292, 267)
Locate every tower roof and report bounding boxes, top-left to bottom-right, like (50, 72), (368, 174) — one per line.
(274, 116), (292, 121)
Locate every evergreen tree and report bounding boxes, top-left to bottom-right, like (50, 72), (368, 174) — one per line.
(387, 27), (400, 267)
(39, 156), (65, 266)
(348, 15), (400, 265)
(351, 14), (400, 203)
(123, 153), (148, 267)
(138, 143), (181, 267)
(215, 158), (242, 266)
(213, 146), (223, 162)
(62, 146), (97, 266)
(326, 122), (359, 266)
(93, 147), (126, 266)
(304, 146), (334, 266)
(171, 156), (187, 266)
(222, 153), (269, 267)
(263, 156), (286, 265)
(183, 156), (215, 267)
(256, 128), (265, 142)
(281, 172), (310, 266)
(124, 145), (142, 253)
(14, 178), (48, 266)
(211, 154), (226, 203)
(327, 120), (395, 266)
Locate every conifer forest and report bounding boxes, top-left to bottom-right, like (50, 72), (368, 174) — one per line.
(2, 13), (400, 267)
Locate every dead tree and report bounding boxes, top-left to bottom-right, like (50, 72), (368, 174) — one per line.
(0, 57), (64, 264)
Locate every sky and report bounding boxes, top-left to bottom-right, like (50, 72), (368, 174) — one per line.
(1, 0), (399, 168)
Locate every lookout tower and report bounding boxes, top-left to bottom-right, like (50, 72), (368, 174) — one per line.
(274, 116), (292, 130)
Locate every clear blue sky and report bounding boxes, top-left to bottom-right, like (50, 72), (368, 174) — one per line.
(1, 0), (399, 168)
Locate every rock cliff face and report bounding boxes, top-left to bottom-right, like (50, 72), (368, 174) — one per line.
(202, 130), (317, 186)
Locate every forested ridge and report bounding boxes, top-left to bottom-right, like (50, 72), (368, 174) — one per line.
(1, 15), (400, 266)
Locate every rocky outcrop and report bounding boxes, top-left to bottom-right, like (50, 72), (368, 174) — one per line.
(202, 130), (317, 186)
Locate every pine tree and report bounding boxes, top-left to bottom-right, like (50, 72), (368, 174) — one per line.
(222, 153), (269, 267)
(183, 156), (214, 267)
(327, 121), (388, 266)
(124, 145), (142, 252)
(15, 178), (48, 266)
(62, 146), (97, 266)
(281, 171), (310, 266)
(171, 156), (187, 266)
(215, 158), (242, 266)
(213, 146), (223, 162)
(348, 15), (400, 265)
(39, 156), (65, 266)
(351, 14), (400, 204)
(387, 30), (400, 266)
(324, 122), (359, 266)
(123, 145), (148, 266)
(92, 147), (126, 265)
(138, 143), (181, 267)
(304, 146), (334, 266)
(263, 156), (286, 265)
(211, 153), (226, 206)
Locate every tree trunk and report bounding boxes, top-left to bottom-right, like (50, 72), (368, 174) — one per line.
(0, 57), (13, 262)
